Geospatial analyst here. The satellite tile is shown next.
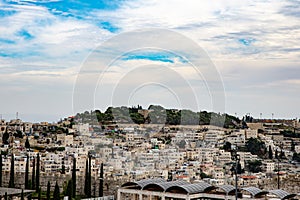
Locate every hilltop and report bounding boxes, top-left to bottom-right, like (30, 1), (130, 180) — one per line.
(73, 105), (241, 128)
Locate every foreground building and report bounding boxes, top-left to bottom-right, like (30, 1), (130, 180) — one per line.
(118, 178), (298, 200)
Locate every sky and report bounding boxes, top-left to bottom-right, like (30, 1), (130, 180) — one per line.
(0, 0), (299, 122)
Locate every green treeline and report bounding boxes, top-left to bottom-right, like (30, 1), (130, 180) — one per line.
(75, 105), (240, 128)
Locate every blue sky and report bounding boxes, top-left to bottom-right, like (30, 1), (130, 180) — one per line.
(0, 0), (299, 122)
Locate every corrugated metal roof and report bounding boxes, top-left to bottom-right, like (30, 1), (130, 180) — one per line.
(166, 181), (215, 194)
(143, 180), (189, 191)
(269, 189), (297, 200)
(218, 185), (236, 194)
(121, 178), (166, 189)
(241, 187), (268, 197)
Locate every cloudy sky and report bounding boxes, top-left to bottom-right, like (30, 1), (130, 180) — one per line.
(0, 0), (299, 122)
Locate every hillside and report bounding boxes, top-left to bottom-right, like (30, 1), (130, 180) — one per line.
(74, 105), (240, 128)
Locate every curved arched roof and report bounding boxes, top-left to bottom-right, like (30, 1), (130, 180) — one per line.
(121, 178), (166, 189)
(166, 181), (215, 194)
(269, 189), (297, 200)
(143, 180), (189, 192)
(121, 179), (295, 199)
(218, 185), (236, 195)
(241, 187), (268, 197)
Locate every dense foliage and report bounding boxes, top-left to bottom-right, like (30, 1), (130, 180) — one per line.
(247, 160), (262, 173)
(245, 138), (267, 157)
(75, 105), (240, 128)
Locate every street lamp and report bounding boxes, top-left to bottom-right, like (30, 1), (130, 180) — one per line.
(231, 145), (240, 200)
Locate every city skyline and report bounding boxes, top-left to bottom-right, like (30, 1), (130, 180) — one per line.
(0, 0), (299, 122)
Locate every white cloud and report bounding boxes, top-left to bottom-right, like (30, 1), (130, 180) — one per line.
(0, 0), (300, 120)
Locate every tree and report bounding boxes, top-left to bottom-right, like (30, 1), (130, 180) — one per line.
(245, 138), (266, 157)
(8, 153), (15, 188)
(66, 179), (73, 200)
(4, 192), (7, 200)
(36, 153), (40, 192)
(88, 155), (92, 198)
(99, 163), (104, 197)
(291, 139), (295, 152)
(84, 155), (92, 198)
(275, 149), (278, 159)
(167, 171), (173, 182)
(237, 161), (243, 174)
(177, 140), (186, 149)
(72, 156), (76, 198)
(25, 154), (29, 189)
(2, 131), (9, 144)
(247, 160), (262, 173)
(200, 171), (211, 179)
(0, 151), (2, 187)
(292, 152), (300, 162)
(32, 158), (35, 190)
(61, 160), (65, 174)
(47, 181), (51, 200)
(38, 187), (41, 200)
(53, 182), (60, 200)
(21, 189), (24, 200)
(223, 142), (232, 151)
(268, 145), (273, 159)
(25, 137), (30, 149)
(279, 149), (286, 159)
(84, 159), (89, 197)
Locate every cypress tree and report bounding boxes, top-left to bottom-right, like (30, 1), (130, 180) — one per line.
(66, 179), (73, 200)
(8, 153), (15, 188)
(38, 187), (41, 200)
(88, 154), (92, 198)
(25, 137), (30, 149)
(84, 159), (89, 197)
(36, 153), (40, 192)
(61, 160), (65, 174)
(72, 156), (76, 198)
(53, 181), (60, 200)
(0, 151), (2, 187)
(269, 145), (273, 159)
(47, 181), (51, 200)
(21, 189), (24, 200)
(237, 161), (243, 174)
(4, 192), (7, 200)
(32, 157), (35, 190)
(280, 149), (285, 159)
(291, 139), (295, 152)
(25, 154), (29, 189)
(99, 163), (104, 197)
